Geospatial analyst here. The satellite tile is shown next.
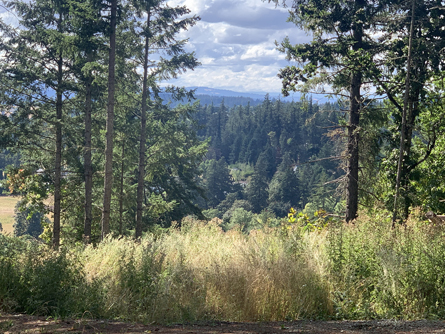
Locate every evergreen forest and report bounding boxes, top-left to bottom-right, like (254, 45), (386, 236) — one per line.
(1, 0), (445, 324)
(194, 98), (343, 223)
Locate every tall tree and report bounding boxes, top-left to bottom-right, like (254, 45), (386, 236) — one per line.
(101, 0), (118, 239)
(268, 0), (386, 221)
(135, 0), (151, 239)
(246, 157), (269, 213)
(69, 0), (108, 243)
(268, 153), (300, 216)
(345, 0), (364, 222)
(133, 0), (200, 238)
(0, 0), (75, 248)
(143, 103), (208, 226)
(392, 0), (416, 224)
(204, 157), (233, 208)
(372, 0), (445, 220)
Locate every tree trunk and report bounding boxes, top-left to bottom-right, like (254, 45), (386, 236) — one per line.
(53, 53), (63, 249)
(101, 0), (117, 240)
(345, 1), (363, 223)
(119, 138), (125, 236)
(392, 0), (415, 225)
(401, 97), (418, 219)
(135, 10), (151, 239)
(83, 53), (93, 243)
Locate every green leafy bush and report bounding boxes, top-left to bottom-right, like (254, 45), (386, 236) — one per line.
(0, 235), (102, 317)
(328, 211), (445, 319)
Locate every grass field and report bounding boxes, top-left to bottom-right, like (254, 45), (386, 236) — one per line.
(0, 195), (20, 234)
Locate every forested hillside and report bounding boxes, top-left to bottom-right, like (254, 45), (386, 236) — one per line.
(0, 0), (444, 244)
(194, 97), (343, 221)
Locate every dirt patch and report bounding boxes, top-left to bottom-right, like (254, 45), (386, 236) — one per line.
(1, 313), (445, 334)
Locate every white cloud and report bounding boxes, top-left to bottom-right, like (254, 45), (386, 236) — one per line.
(0, 9), (19, 27)
(0, 0), (304, 94)
(165, 0), (308, 93)
(168, 62), (285, 93)
(240, 44), (282, 60)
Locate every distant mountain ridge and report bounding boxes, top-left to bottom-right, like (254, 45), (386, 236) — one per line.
(187, 87), (333, 104)
(161, 86), (333, 107)
(187, 86), (295, 101)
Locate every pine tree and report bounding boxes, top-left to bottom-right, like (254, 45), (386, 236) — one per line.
(267, 0), (385, 221)
(101, 0), (118, 239)
(268, 153), (300, 216)
(69, 0), (108, 243)
(257, 142), (277, 180)
(0, 0), (78, 248)
(246, 159), (269, 213)
(134, 0), (200, 238)
(204, 157), (233, 208)
(373, 0), (445, 220)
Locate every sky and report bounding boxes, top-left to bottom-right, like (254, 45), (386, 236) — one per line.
(166, 0), (311, 93)
(0, 0), (312, 94)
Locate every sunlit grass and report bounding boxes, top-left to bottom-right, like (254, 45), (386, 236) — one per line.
(0, 196), (20, 234)
(82, 217), (331, 322)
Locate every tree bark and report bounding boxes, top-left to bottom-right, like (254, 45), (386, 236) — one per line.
(345, 0), (363, 223)
(135, 10), (151, 239)
(101, 0), (117, 240)
(401, 96), (418, 219)
(392, 0), (415, 225)
(53, 52), (63, 249)
(345, 73), (361, 222)
(83, 64), (93, 243)
(119, 138), (125, 236)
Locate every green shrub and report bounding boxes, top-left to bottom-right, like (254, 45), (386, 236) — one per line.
(0, 236), (102, 318)
(327, 211), (445, 319)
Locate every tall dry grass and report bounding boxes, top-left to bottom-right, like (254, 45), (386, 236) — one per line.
(82, 217), (331, 322)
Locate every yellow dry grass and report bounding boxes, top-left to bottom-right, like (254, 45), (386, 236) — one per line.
(82, 218), (332, 322)
(0, 195), (20, 234)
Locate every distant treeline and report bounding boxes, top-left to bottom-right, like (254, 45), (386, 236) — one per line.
(160, 93), (264, 108)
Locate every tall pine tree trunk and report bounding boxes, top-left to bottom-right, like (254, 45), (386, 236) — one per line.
(392, 0), (415, 224)
(119, 138), (125, 236)
(53, 53), (63, 249)
(346, 72), (361, 222)
(101, 0), (117, 239)
(401, 96), (419, 218)
(135, 10), (151, 239)
(345, 1), (363, 223)
(83, 60), (93, 243)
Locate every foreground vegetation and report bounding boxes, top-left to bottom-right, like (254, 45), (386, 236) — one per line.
(2, 211), (445, 323)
